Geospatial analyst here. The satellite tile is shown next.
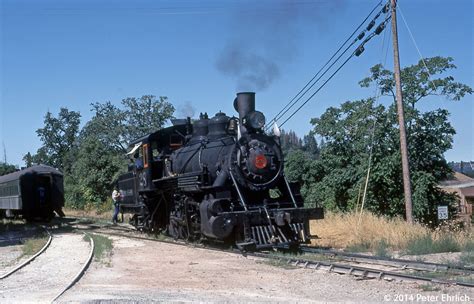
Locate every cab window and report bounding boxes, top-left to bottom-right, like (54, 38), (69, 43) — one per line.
(143, 144), (149, 168)
(170, 134), (183, 150)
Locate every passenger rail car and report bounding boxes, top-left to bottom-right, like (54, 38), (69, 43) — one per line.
(117, 92), (323, 250)
(0, 165), (65, 220)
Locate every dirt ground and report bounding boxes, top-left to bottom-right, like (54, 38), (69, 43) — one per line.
(58, 235), (473, 303)
(0, 233), (91, 303)
(0, 244), (24, 269)
(0, 225), (49, 272)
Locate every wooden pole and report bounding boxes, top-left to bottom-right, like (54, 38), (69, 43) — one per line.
(391, 0), (413, 224)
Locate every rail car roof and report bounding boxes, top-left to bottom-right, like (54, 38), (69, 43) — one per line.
(0, 165), (63, 184)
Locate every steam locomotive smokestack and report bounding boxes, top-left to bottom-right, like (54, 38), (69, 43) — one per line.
(234, 92), (255, 120)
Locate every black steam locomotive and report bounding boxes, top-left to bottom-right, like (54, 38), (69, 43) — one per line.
(117, 92), (323, 250)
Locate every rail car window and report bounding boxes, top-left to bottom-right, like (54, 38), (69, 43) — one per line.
(143, 144), (149, 168)
(0, 181), (19, 197)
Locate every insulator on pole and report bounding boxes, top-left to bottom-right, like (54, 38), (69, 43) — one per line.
(375, 22), (386, 35)
(382, 3), (390, 14)
(357, 31), (366, 40)
(366, 20), (375, 31)
(355, 45), (365, 57)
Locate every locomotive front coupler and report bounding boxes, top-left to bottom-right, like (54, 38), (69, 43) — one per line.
(231, 206), (324, 251)
(235, 206), (324, 226)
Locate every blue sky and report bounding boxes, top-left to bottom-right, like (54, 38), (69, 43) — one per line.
(1, 0), (472, 167)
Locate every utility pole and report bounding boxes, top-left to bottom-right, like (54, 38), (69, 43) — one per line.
(391, 0), (413, 224)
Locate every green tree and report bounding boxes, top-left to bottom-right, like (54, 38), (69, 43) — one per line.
(122, 95), (175, 143)
(279, 129), (302, 154)
(291, 57), (471, 224)
(26, 108), (81, 172)
(359, 56), (472, 109)
(302, 132), (319, 157)
(65, 95), (175, 208)
(285, 149), (324, 207)
(90, 95), (175, 149)
(22, 152), (33, 168)
(0, 162), (16, 176)
(65, 135), (125, 207)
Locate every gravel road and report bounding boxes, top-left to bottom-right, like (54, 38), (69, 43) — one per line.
(59, 235), (473, 303)
(0, 232), (91, 304)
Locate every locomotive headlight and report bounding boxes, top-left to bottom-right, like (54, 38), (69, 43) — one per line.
(254, 154), (268, 169)
(244, 111), (266, 130)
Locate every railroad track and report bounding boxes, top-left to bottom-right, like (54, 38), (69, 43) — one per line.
(52, 233), (95, 303)
(0, 225), (52, 279)
(67, 219), (474, 288)
(300, 246), (474, 275)
(0, 227), (95, 303)
(263, 253), (474, 288)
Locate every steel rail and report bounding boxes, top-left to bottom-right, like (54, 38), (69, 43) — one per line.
(253, 253), (474, 288)
(300, 247), (474, 275)
(73, 223), (203, 250)
(71, 222), (474, 288)
(0, 226), (53, 280)
(51, 232), (95, 303)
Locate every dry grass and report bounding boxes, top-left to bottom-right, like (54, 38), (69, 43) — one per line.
(63, 207), (112, 220)
(21, 236), (49, 257)
(310, 212), (473, 254)
(64, 199), (114, 220)
(83, 233), (113, 265)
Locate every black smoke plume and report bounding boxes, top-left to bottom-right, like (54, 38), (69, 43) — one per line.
(216, 45), (279, 92)
(215, 0), (343, 92)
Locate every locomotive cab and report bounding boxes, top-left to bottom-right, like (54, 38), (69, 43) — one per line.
(117, 120), (192, 227)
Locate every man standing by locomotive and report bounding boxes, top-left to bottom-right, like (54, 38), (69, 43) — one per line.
(112, 186), (122, 224)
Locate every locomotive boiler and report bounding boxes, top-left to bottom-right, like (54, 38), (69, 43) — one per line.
(117, 92), (323, 250)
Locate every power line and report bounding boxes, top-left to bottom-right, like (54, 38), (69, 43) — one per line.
(279, 53), (355, 128)
(397, 3), (437, 92)
(278, 15), (391, 129)
(266, 0), (387, 131)
(267, 37), (359, 130)
(266, 1), (384, 129)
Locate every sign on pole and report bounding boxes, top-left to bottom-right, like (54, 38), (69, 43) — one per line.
(437, 206), (448, 220)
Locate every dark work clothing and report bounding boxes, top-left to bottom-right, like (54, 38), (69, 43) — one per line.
(113, 203), (120, 223)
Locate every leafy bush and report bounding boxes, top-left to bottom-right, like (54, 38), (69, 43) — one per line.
(374, 239), (390, 257)
(460, 240), (474, 266)
(84, 233), (113, 263)
(406, 233), (460, 255)
(405, 234), (434, 255)
(345, 241), (371, 253)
